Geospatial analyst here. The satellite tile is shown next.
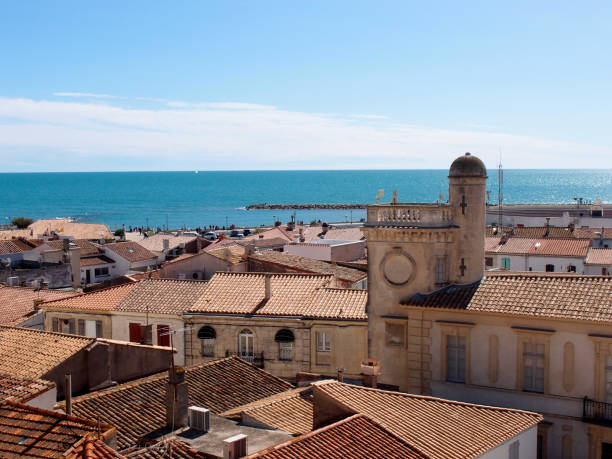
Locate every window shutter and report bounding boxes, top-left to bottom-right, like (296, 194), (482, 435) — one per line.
(129, 323), (142, 343)
(96, 320), (102, 338)
(78, 319), (85, 336)
(68, 319), (75, 335)
(52, 317), (59, 332)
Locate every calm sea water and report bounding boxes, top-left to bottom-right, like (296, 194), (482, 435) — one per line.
(0, 170), (610, 230)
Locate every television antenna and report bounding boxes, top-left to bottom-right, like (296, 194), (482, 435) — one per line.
(498, 150), (503, 229)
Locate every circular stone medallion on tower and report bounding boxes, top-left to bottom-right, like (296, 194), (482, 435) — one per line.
(381, 249), (416, 286)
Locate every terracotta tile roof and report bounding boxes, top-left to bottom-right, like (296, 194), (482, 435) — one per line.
(249, 251), (366, 283)
(321, 228), (365, 241)
(45, 239), (102, 256)
(138, 234), (198, 252)
(243, 227), (293, 243)
(28, 219), (113, 240)
(486, 225), (612, 240)
(124, 439), (208, 458)
(0, 400), (115, 458)
(222, 387), (314, 435)
(246, 413), (427, 459)
(0, 240), (25, 254)
(467, 272), (612, 322)
(485, 237), (591, 257)
(401, 283), (480, 309)
(41, 283), (136, 312)
(312, 381), (541, 459)
(0, 285), (77, 326)
(0, 375), (55, 403)
(67, 357), (293, 450)
(0, 229), (31, 240)
(80, 255), (116, 267)
(104, 241), (157, 263)
(205, 244), (247, 264)
(259, 287), (367, 320)
(586, 248), (612, 265)
(64, 436), (124, 459)
(0, 326), (94, 379)
(115, 278), (209, 315)
(126, 270), (161, 281)
(190, 272), (334, 316)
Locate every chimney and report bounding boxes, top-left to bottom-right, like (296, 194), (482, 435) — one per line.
(166, 366), (189, 429)
(245, 241), (256, 256)
(65, 373), (72, 415)
(544, 217), (550, 237)
(321, 223), (328, 234)
(360, 359), (380, 388)
(264, 274), (271, 300)
(163, 238), (170, 251)
(223, 434), (248, 459)
(337, 368), (344, 383)
(33, 298), (44, 312)
(299, 228), (305, 243)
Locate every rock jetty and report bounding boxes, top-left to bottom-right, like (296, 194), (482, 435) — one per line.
(246, 203), (367, 210)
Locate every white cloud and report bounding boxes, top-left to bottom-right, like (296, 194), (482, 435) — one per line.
(348, 114), (390, 120)
(53, 92), (117, 99)
(0, 96), (609, 171)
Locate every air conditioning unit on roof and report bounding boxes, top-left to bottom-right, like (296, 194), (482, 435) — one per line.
(223, 434), (247, 459)
(188, 406), (210, 432)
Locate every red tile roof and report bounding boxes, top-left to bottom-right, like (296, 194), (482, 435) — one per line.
(41, 283), (136, 312)
(67, 357), (293, 450)
(312, 381), (541, 459)
(104, 241), (157, 263)
(401, 283), (480, 309)
(0, 400), (115, 458)
(0, 375), (55, 403)
(0, 285), (77, 326)
(586, 248), (612, 265)
(80, 255), (116, 267)
(246, 414), (427, 459)
(124, 439), (209, 458)
(0, 240), (25, 254)
(485, 237), (591, 257)
(64, 436), (125, 459)
(46, 239), (102, 256)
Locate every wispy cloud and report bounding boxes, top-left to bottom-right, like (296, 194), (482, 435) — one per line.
(53, 92), (117, 99)
(348, 114), (390, 120)
(0, 96), (609, 171)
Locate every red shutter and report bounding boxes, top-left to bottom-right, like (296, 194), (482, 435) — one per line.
(157, 325), (170, 347)
(129, 323), (142, 343)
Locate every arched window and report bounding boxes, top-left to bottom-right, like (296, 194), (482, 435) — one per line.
(239, 329), (254, 362)
(275, 329), (294, 361)
(198, 326), (216, 357)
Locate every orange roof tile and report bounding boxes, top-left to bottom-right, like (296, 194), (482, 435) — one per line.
(123, 439), (209, 458)
(222, 387), (314, 435)
(80, 255), (116, 267)
(0, 285), (77, 326)
(0, 326), (94, 379)
(28, 219), (113, 240)
(0, 400), (115, 458)
(467, 272), (612, 322)
(64, 436), (125, 459)
(104, 241), (157, 263)
(0, 375), (55, 403)
(45, 239), (102, 256)
(0, 240), (25, 254)
(206, 244), (247, 264)
(249, 251), (366, 283)
(246, 414), (427, 459)
(67, 357), (293, 450)
(138, 234), (198, 252)
(115, 278), (209, 315)
(485, 237), (591, 257)
(312, 381), (541, 459)
(41, 283), (136, 312)
(586, 248), (612, 265)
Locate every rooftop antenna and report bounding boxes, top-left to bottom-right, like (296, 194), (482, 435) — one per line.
(498, 149), (503, 229)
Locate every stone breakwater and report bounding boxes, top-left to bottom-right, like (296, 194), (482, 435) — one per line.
(246, 203), (367, 210)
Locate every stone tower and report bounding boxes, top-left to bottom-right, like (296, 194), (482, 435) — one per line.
(363, 152), (487, 392)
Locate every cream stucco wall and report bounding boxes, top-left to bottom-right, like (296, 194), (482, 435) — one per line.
(43, 310), (113, 338)
(183, 315), (367, 380)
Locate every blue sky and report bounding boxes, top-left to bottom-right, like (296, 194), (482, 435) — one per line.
(1, 1), (611, 171)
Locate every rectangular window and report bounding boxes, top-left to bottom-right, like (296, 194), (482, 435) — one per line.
(316, 332), (331, 352)
(523, 342), (545, 392)
(605, 355), (612, 404)
(446, 335), (466, 383)
(157, 324), (170, 347)
(279, 341), (292, 361)
(509, 440), (519, 459)
(385, 323), (405, 347)
(52, 317), (59, 332)
(78, 319), (85, 336)
(202, 338), (215, 357)
(545, 264), (555, 272)
(485, 257), (493, 267)
(94, 267), (109, 277)
(85, 320), (97, 338)
(502, 258), (511, 269)
(435, 256), (448, 284)
(129, 323), (142, 343)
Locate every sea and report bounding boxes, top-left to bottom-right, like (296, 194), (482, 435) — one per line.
(0, 170), (610, 231)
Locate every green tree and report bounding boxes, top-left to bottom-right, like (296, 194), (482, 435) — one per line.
(12, 217), (33, 229)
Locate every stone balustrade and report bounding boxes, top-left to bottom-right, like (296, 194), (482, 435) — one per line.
(366, 203), (453, 227)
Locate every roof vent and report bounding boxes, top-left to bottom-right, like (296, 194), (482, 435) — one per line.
(223, 433), (248, 459)
(188, 406), (210, 432)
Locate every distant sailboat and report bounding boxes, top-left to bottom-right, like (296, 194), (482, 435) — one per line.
(194, 170), (199, 174)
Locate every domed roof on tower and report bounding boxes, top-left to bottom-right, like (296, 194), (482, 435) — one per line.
(449, 152), (487, 178)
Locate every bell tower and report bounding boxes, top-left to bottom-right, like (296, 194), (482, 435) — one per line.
(364, 152), (487, 392)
